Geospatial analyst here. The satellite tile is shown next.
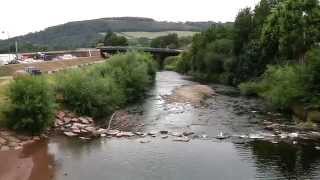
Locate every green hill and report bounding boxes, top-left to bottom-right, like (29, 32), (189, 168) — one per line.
(0, 17), (231, 52)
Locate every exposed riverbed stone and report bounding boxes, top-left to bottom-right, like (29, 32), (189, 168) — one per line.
(148, 131), (158, 136)
(116, 131), (135, 137)
(106, 130), (120, 136)
(64, 132), (78, 137)
(183, 131), (195, 136)
(1, 146), (10, 151)
(161, 135), (169, 139)
(0, 137), (7, 144)
(264, 123), (280, 131)
(164, 85), (216, 106)
(173, 137), (190, 142)
(139, 139), (151, 144)
(171, 132), (183, 137)
(160, 130), (169, 134)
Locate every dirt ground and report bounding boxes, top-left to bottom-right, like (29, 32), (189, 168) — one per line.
(0, 57), (104, 77)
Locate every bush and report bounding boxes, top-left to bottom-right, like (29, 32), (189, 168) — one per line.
(253, 65), (306, 109)
(6, 76), (56, 134)
(57, 51), (156, 119)
(303, 48), (320, 107)
(91, 52), (156, 102)
(57, 70), (125, 118)
(175, 52), (192, 73)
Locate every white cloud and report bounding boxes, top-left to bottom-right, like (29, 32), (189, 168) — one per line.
(0, 0), (259, 38)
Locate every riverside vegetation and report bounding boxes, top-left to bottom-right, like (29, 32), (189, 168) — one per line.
(0, 52), (156, 134)
(165, 0), (320, 120)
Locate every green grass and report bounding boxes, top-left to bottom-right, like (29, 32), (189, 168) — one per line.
(116, 31), (199, 39)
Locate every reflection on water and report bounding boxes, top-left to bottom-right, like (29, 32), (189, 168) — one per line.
(0, 140), (55, 180)
(1, 71), (320, 180)
(246, 141), (320, 179)
(47, 136), (320, 180)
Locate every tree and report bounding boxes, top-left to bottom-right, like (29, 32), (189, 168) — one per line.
(150, 33), (179, 49)
(232, 1), (282, 83)
(103, 31), (128, 46)
(261, 0), (320, 63)
(252, 0), (280, 38)
(233, 8), (253, 56)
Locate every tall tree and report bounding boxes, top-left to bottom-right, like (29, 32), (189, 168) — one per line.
(233, 8), (253, 56)
(261, 0), (320, 63)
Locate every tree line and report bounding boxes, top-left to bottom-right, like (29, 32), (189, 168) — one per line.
(167, 0), (320, 110)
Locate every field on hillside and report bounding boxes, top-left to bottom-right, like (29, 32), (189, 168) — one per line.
(116, 31), (199, 39)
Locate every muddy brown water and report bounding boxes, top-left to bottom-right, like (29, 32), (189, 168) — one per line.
(1, 71), (320, 180)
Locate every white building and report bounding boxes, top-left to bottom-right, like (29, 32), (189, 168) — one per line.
(0, 54), (15, 65)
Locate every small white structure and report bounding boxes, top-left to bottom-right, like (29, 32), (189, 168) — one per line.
(0, 54), (15, 65)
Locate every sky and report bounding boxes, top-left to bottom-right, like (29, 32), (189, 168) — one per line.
(0, 0), (259, 39)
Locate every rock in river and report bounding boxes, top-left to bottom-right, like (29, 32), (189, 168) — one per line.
(183, 131), (195, 136)
(160, 130), (169, 134)
(171, 132), (183, 137)
(173, 137), (190, 142)
(106, 130), (120, 136)
(139, 139), (151, 144)
(116, 131), (135, 138)
(148, 131), (158, 136)
(0, 146), (10, 151)
(64, 132), (78, 137)
(161, 135), (169, 139)
(0, 137), (7, 145)
(215, 132), (230, 140)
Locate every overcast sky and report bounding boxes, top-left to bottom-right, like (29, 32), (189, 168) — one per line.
(0, 0), (259, 39)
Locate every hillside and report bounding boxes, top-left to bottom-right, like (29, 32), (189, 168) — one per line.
(0, 17), (228, 52)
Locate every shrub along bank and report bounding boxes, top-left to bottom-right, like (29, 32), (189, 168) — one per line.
(239, 49), (320, 111)
(2, 52), (156, 134)
(5, 76), (56, 134)
(57, 52), (156, 118)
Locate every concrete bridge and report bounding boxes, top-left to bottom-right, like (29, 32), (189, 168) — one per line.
(97, 46), (183, 68)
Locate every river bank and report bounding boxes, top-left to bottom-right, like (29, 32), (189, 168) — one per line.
(1, 71), (320, 180)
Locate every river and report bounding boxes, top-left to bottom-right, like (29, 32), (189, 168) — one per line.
(1, 71), (320, 180)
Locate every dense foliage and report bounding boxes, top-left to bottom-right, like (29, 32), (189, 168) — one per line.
(89, 52), (156, 103)
(151, 33), (179, 49)
(3, 52), (156, 133)
(103, 31), (128, 46)
(57, 52), (156, 119)
(6, 76), (56, 134)
(171, 0), (320, 110)
(240, 49), (320, 110)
